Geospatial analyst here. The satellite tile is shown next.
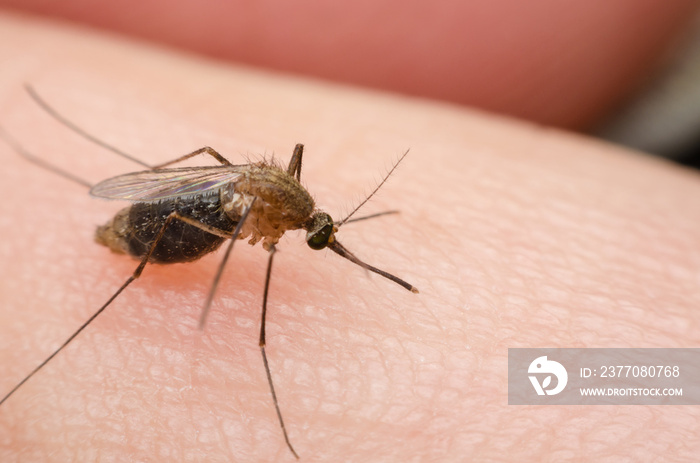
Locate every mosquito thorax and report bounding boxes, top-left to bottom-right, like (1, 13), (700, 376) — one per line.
(305, 212), (336, 250)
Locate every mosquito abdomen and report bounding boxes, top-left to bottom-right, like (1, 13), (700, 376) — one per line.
(96, 192), (238, 264)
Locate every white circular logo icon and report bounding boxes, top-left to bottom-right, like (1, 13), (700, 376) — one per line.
(528, 356), (568, 396)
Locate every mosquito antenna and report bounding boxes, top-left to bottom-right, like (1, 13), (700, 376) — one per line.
(0, 125), (93, 188)
(328, 240), (418, 293)
(337, 149), (409, 227)
(343, 210), (399, 225)
(24, 84), (151, 168)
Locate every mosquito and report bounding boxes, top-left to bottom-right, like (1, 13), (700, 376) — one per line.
(0, 85), (418, 459)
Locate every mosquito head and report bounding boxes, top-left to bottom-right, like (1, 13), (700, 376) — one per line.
(304, 212), (337, 250)
(304, 212), (419, 293)
(301, 148), (418, 293)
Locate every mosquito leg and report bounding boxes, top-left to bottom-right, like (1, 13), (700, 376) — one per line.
(174, 214), (298, 456)
(257, 244), (298, 458)
(0, 208), (228, 406)
(181, 204), (297, 457)
(0, 125), (93, 188)
(110, 203), (256, 329)
(151, 146), (233, 169)
(286, 144), (304, 181)
(262, 342), (299, 459)
(24, 84), (151, 168)
(147, 209), (298, 461)
(164, 213), (233, 240)
(25, 85), (233, 170)
(0, 275), (133, 406)
(197, 197), (256, 329)
(259, 245), (277, 349)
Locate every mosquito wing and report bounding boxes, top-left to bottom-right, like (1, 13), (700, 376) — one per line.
(90, 165), (246, 201)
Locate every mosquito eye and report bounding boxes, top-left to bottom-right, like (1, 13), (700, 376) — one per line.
(307, 224), (333, 250)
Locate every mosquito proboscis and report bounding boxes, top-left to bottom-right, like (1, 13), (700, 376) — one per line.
(0, 85), (418, 459)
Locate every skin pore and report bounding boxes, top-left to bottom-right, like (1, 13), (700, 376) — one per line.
(1, 11), (699, 462)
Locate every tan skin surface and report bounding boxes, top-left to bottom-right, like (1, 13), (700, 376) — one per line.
(1, 13), (700, 462)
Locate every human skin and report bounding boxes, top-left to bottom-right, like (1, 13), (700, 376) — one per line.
(0, 0), (699, 129)
(1, 12), (700, 463)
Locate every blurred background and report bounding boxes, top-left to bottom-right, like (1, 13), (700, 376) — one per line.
(2, 0), (700, 168)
